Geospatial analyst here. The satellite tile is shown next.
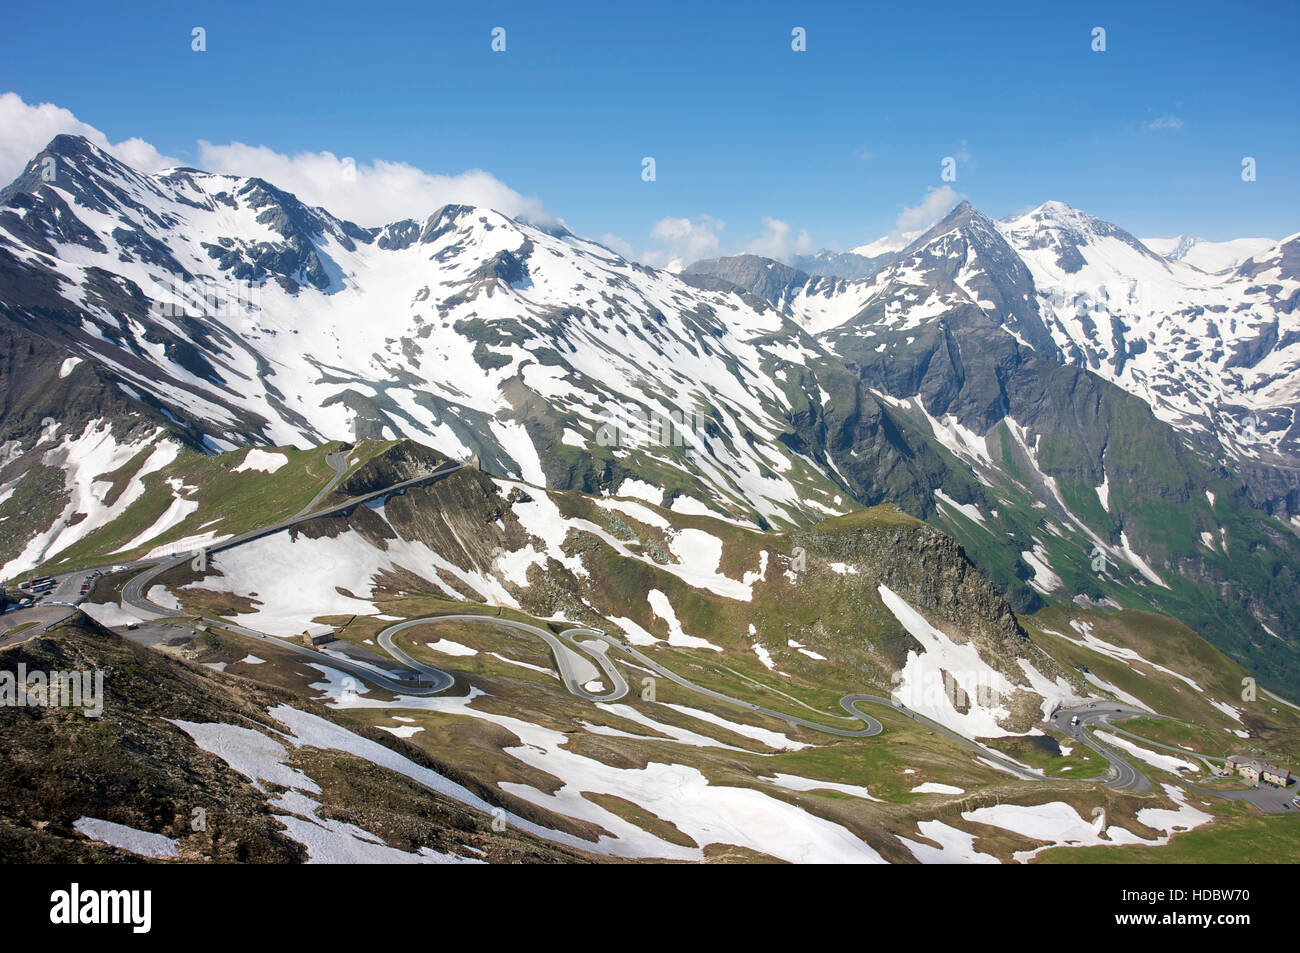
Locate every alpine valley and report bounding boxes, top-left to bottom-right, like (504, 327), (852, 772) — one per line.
(1, 134), (1298, 865)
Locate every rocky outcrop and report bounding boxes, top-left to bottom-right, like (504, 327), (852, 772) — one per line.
(791, 514), (1072, 694)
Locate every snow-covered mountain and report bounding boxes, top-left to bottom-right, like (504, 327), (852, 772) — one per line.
(1000, 202), (1300, 506)
(694, 200), (1300, 517)
(685, 200), (1300, 687)
(3, 134), (1300, 689)
(788, 248), (894, 280)
(0, 134), (852, 530)
(1142, 234), (1277, 274)
(851, 229), (923, 258)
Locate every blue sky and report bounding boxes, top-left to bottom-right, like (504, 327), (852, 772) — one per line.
(2, 0), (1297, 261)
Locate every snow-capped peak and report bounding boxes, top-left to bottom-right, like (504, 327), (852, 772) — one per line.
(850, 228), (922, 258)
(1141, 234), (1279, 274)
(0, 135), (857, 529)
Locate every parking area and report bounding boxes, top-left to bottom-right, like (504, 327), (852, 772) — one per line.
(0, 605), (76, 648)
(1193, 779), (1300, 814)
(118, 621), (198, 650)
(6, 566), (118, 609)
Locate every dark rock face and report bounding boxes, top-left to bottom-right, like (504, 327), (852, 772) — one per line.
(0, 616), (307, 863)
(0, 313), (162, 443)
(470, 242), (532, 287)
(793, 519), (1028, 650)
(376, 219), (421, 251)
(790, 248), (894, 280)
(682, 254), (812, 304)
(684, 249), (894, 291)
(1234, 234), (1300, 282)
(335, 440), (452, 497)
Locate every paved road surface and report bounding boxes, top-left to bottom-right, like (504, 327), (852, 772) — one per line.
(295, 449), (352, 518)
(591, 631), (883, 737)
(194, 613), (449, 696)
(9, 568), (101, 608)
(370, 617), (1036, 785)
(109, 460), (469, 695)
(1185, 778), (1299, 814)
(83, 453), (1170, 794)
(1049, 703), (1155, 792)
(18, 446), (1288, 803)
(378, 614), (628, 701)
(121, 460), (463, 618)
(1098, 721), (1224, 773)
(0, 604), (79, 648)
(595, 632), (1057, 779)
(1262, 687), (1300, 712)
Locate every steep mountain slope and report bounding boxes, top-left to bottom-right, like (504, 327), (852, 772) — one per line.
(17, 442), (1298, 863)
(689, 204), (1300, 689)
(1000, 202), (1300, 517)
(2, 137), (1298, 692)
(0, 614), (593, 863)
(790, 247), (894, 279)
(690, 204), (1300, 519)
(679, 253), (877, 331)
(0, 135), (846, 530)
(91, 440), (1071, 720)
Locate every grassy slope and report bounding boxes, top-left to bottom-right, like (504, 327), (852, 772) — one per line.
(25, 438), (400, 577)
(25, 437), (1300, 861)
(0, 614), (593, 862)
(1026, 607), (1300, 766)
(1037, 800), (1300, 864)
(914, 404), (1300, 695)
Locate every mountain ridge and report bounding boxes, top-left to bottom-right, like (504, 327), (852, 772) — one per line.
(2, 134), (1299, 691)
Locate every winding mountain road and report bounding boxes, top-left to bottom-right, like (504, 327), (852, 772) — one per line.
(1049, 703), (1159, 792)
(294, 449), (353, 518)
(587, 631), (1067, 779)
(379, 614), (627, 701)
(199, 614), (451, 696)
(94, 453), (1164, 793)
(121, 459), (464, 619)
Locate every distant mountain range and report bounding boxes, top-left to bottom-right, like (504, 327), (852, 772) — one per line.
(2, 133), (1298, 689)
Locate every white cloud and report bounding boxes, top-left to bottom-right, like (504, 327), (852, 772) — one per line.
(1142, 114), (1183, 131)
(742, 217), (813, 262)
(0, 92), (181, 182)
(895, 185), (963, 233)
(597, 233), (638, 260)
(196, 141), (556, 227)
(0, 91), (555, 229)
(644, 215), (725, 270)
(853, 185), (964, 255)
(635, 215), (819, 269)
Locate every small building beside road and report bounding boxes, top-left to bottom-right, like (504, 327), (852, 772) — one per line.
(301, 624), (336, 647)
(1227, 755), (1292, 787)
(1261, 763), (1291, 787)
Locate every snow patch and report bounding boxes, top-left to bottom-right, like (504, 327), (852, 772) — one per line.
(232, 448), (290, 474)
(73, 817), (179, 858)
